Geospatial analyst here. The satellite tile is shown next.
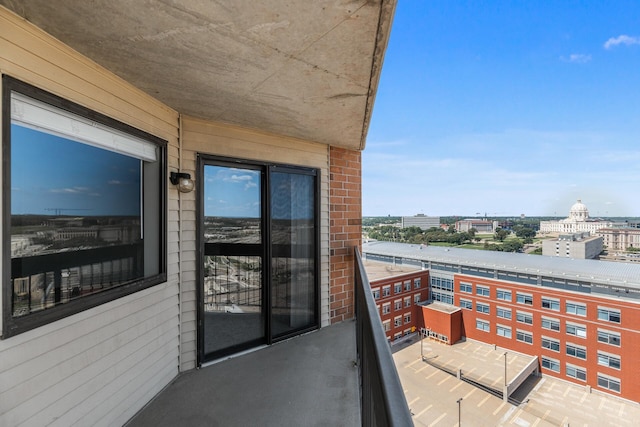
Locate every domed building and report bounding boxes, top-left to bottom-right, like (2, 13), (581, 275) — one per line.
(540, 199), (615, 234)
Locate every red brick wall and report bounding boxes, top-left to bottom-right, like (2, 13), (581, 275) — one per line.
(370, 271), (430, 340)
(453, 274), (640, 401)
(329, 147), (362, 323)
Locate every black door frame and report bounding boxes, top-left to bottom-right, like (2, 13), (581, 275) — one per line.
(196, 154), (320, 365)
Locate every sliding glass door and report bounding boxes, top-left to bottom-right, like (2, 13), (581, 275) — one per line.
(199, 158), (318, 362)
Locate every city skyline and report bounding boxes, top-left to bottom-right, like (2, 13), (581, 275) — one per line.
(364, 1), (640, 217)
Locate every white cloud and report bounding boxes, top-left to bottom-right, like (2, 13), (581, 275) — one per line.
(108, 180), (122, 185)
(604, 35), (640, 49)
(560, 53), (591, 63)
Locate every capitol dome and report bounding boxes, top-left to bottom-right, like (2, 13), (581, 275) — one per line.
(569, 199), (589, 221)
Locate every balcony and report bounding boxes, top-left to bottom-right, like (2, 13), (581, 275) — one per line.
(127, 248), (411, 426)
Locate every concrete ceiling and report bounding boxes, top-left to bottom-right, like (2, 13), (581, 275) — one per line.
(1, 0), (396, 150)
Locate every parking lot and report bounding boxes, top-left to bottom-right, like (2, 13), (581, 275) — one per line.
(393, 337), (640, 426)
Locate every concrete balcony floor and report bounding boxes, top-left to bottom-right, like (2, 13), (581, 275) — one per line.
(127, 320), (360, 427)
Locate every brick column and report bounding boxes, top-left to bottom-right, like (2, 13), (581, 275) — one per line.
(329, 146), (362, 323)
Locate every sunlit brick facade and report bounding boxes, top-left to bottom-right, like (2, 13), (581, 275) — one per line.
(369, 270), (430, 342)
(363, 241), (640, 402)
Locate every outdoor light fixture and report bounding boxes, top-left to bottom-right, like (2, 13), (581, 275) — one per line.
(170, 172), (194, 193)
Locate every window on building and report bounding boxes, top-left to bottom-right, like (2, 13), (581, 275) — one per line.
(597, 374), (621, 393)
(598, 352), (621, 370)
(541, 337), (560, 352)
(372, 288), (380, 299)
(496, 289), (512, 302)
(394, 300), (402, 311)
(394, 316), (402, 327)
(541, 297), (560, 311)
(414, 278), (421, 289)
(404, 280), (411, 292)
(404, 313), (411, 324)
(597, 330), (621, 346)
(404, 297), (411, 308)
(566, 364), (587, 381)
(382, 303), (390, 314)
(3, 76), (167, 338)
(541, 356), (560, 372)
(431, 277), (454, 291)
(496, 307), (512, 320)
(476, 319), (490, 332)
(476, 285), (490, 297)
(394, 282), (402, 294)
(476, 302), (490, 314)
(541, 317), (560, 332)
(382, 286), (391, 297)
(382, 320), (391, 332)
(516, 311), (533, 325)
(516, 293), (533, 305)
(566, 323), (587, 338)
(566, 302), (587, 316)
(460, 282), (472, 293)
(496, 324), (512, 338)
(516, 330), (533, 344)
(394, 332), (402, 341)
(414, 294), (421, 304)
(459, 299), (472, 310)
(598, 308), (621, 323)
(566, 343), (587, 360)
(431, 291), (454, 305)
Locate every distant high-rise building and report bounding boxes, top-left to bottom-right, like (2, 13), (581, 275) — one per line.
(401, 214), (440, 230)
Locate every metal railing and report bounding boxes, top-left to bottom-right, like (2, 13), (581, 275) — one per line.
(354, 247), (413, 427)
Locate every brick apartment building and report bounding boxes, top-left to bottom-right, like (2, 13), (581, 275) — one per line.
(367, 269), (430, 342)
(363, 241), (640, 402)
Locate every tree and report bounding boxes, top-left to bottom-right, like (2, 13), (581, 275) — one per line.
(447, 225), (456, 234)
(502, 240), (523, 252)
(468, 227), (477, 238)
(513, 225), (536, 240)
(494, 227), (509, 242)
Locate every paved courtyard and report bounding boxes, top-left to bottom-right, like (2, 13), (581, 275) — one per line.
(393, 337), (640, 426)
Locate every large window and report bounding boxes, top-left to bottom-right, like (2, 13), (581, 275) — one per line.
(597, 374), (621, 393)
(566, 323), (587, 338)
(598, 307), (621, 323)
(566, 364), (587, 382)
(597, 329), (621, 346)
(541, 356), (560, 372)
(541, 316), (560, 332)
(3, 76), (166, 338)
(566, 301), (586, 316)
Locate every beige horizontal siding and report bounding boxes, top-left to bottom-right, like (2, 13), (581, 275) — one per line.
(0, 7), (180, 427)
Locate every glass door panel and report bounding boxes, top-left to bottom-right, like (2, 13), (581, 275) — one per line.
(270, 169), (317, 337)
(202, 165), (265, 358)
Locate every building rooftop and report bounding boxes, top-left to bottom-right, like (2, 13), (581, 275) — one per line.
(422, 301), (461, 314)
(362, 241), (640, 290)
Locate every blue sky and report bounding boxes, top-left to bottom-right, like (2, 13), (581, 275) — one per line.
(204, 165), (261, 218)
(12, 124), (141, 216)
(364, 1), (640, 217)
